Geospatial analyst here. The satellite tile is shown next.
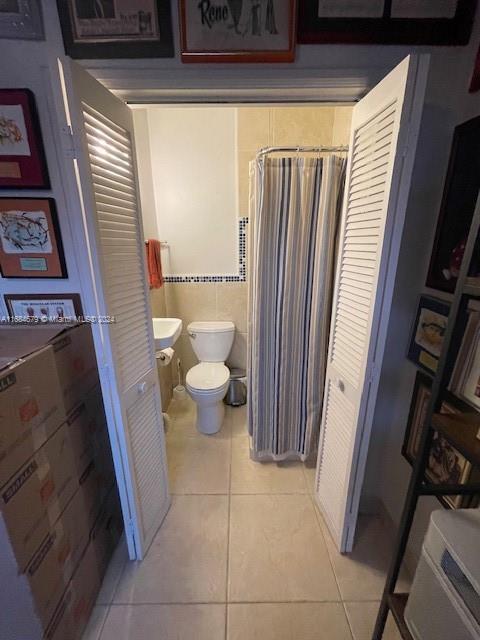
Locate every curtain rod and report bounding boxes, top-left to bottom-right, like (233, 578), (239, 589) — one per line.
(257, 145), (349, 160)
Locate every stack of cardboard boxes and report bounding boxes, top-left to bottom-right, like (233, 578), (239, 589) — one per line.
(0, 323), (123, 640)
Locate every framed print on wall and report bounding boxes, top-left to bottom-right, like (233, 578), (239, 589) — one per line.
(297, 0), (477, 46)
(0, 198), (67, 278)
(407, 295), (450, 375)
(0, 89), (49, 189)
(0, 0), (44, 40)
(179, 0), (297, 63)
(426, 116), (480, 293)
(56, 0), (174, 59)
(402, 372), (479, 509)
(402, 370), (432, 463)
(4, 293), (82, 322)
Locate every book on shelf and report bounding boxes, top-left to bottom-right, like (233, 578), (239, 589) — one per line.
(448, 298), (480, 411)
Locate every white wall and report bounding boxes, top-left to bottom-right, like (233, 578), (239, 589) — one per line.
(140, 107), (238, 276)
(133, 109), (159, 241)
(0, 3), (85, 317)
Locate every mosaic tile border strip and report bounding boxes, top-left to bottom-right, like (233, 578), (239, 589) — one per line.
(163, 217), (248, 283)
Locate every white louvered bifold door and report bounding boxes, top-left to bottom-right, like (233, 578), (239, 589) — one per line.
(63, 61), (170, 560)
(315, 56), (428, 553)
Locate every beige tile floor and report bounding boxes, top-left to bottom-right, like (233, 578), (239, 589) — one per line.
(84, 399), (404, 640)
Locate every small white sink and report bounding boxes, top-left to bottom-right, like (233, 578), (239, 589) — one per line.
(152, 317), (182, 349)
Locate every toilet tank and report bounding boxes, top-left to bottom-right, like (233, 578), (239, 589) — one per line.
(187, 321), (235, 362)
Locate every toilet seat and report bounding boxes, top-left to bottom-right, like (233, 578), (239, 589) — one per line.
(186, 362), (230, 392)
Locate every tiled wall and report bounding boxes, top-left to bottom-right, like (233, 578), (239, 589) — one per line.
(237, 105), (353, 215)
(157, 105), (353, 378)
(164, 281), (248, 374)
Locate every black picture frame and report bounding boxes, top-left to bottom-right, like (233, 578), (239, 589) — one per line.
(407, 295), (450, 376)
(0, 0), (44, 40)
(402, 370), (432, 464)
(4, 293), (83, 322)
(56, 0), (174, 59)
(426, 115), (480, 293)
(401, 372), (479, 509)
(298, 0), (477, 46)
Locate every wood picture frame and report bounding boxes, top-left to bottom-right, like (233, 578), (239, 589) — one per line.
(56, 0), (174, 59)
(407, 296), (450, 375)
(0, 198), (67, 278)
(4, 293), (83, 323)
(426, 116), (480, 293)
(0, 89), (49, 189)
(297, 0), (477, 46)
(179, 0), (296, 63)
(0, 0), (44, 40)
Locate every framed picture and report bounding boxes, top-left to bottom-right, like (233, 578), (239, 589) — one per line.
(408, 296), (450, 375)
(179, 0), (296, 63)
(402, 371), (433, 463)
(0, 198), (67, 278)
(0, 89), (49, 189)
(0, 0), (44, 39)
(56, 0), (174, 59)
(426, 430), (479, 509)
(426, 116), (480, 292)
(298, 0), (477, 46)
(4, 293), (82, 322)
(402, 372), (479, 508)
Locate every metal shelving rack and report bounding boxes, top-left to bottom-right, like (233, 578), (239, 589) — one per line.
(372, 190), (480, 640)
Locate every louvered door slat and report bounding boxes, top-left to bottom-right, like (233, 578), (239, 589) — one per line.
(315, 56), (428, 553)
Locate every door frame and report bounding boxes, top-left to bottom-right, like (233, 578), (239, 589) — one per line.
(48, 54), (422, 558)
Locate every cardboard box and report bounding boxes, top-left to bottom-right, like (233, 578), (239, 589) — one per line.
(48, 323), (99, 414)
(44, 539), (102, 640)
(0, 343), (66, 488)
(66, 384), (108, 479)
(0, 422), (77, 570)
(0, 488), (91, 637)
(0, 323), (100, 414)
(77, 449), (115, 531)
(3, 536), (102, 640)
(90, 485), (123, 577)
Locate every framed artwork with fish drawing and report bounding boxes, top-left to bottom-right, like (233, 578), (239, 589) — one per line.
(0, 198), (67, 278)
(179, 0), (296, 62)
(0, 89), (49, 189)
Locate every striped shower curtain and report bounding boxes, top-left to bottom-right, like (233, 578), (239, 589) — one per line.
(247, 155), (346, 461)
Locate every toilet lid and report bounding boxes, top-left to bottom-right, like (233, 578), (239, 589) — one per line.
(186, 363), (230, 391)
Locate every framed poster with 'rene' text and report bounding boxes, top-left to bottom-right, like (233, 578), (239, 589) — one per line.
(0, 89), (49, 189)
(0, 198), (67, 278)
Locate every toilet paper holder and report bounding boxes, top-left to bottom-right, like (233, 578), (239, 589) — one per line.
(156, 347), (174, 366)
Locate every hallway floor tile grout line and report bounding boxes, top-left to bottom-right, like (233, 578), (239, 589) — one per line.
(86, 400), (403, 640)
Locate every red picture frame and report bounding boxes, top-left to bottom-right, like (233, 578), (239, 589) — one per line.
(179, 0), (297, 63)
(0, 198), (67, 278)
(0, 89), (49, 189)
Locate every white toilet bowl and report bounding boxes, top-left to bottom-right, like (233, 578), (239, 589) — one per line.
(186, 321), (235, 435)
(186, 363), (230, 435)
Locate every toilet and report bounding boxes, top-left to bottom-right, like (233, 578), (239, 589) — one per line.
(186, 321), (235, 435)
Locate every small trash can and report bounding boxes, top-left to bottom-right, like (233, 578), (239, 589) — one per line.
(224, 367), (247, 406)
